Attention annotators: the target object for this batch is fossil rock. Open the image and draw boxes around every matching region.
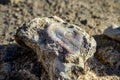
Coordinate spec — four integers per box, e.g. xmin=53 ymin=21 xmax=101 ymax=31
xmin=15 ymin=16 xmax=96 ymax=80
xmin=104 ymin=25 xmax=120 ymax=42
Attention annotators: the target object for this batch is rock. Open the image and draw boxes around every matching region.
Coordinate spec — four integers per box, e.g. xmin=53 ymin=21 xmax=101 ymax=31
xmin=95 ymin=47 xmax=120 ymax=66
xmin=15 ymin=16 xmax=96 ymax=80
xmin=94 ymin=47 xmax=120 ymax=77
xmin=104 ymin=25 xmax=120 ymax=42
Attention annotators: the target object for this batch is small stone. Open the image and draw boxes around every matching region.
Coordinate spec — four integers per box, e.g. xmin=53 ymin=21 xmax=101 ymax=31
xmin=15 ymin=16 xmax=96 ymax=80
xmin=104 ymin=25 xmax=120 ymax=42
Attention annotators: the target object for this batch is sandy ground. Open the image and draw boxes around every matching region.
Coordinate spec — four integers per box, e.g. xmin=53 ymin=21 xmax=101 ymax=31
xmin=0 ymin=0 xmax=120 ymax=80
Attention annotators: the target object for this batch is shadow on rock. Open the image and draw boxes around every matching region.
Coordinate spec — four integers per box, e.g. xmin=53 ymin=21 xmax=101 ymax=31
xmin=0 ymin=44 xmax=31 ymax=62
xmin=0 ymin=43 xmax=44 ymax=80
xmin=86 ymin=34 xmax=120 ymax=77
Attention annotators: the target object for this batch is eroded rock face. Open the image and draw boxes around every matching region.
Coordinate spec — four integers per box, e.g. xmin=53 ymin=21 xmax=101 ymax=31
xmin=15 ymin=16 xmax=96 ymax=80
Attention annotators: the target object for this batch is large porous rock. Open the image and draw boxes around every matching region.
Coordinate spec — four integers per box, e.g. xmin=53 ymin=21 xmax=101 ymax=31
xmin=15 ymin=16 xmax=96 ymax=80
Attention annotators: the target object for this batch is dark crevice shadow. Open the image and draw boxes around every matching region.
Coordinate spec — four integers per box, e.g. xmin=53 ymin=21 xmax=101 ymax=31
xmin=0 ymin=44 xmax=30 ymax=62
xmin=0 ymin=43 xmax=44 ymax=80
xmin=93 ymin=35 xmax=120 ymax=50
xmin=0 ymin=0 xmax=10 ymax=5
xmin=86 ymin=34 xmax=120 ymax=77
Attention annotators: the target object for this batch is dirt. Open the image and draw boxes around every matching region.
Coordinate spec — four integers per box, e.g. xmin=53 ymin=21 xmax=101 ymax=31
xmin=0 ymin=0 xmax=120 ymax=80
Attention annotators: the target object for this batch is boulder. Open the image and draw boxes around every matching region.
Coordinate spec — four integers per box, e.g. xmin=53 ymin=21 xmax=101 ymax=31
xmin=15 ymin=16 xmax=96 ymax=80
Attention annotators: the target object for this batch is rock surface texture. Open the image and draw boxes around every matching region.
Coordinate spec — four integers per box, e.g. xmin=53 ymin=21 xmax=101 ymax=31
xmin=15 ymin=16 xmax=96 ymax=80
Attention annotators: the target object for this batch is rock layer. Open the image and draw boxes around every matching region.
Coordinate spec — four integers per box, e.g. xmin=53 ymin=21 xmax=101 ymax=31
xmin=15 ymin=16 xmax=96 ymax=80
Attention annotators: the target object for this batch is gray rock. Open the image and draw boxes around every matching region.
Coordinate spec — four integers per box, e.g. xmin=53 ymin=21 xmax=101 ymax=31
xmin=104 ymin=25 xmax=120 ymax=42
xmin=15 ymin=16 xmax=96 ymax=80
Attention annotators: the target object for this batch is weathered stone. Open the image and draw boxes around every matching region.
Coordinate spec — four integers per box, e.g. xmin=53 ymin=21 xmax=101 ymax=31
xmin=104 ymin=25 xmax=120 ymax=42
xmin=94 ymin=47 xmax=120 ymax=77
xmin=15 ymin=16 xmax=96 ymax=80
xmin=95 ymin=47 xmax=120 ymax=66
